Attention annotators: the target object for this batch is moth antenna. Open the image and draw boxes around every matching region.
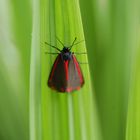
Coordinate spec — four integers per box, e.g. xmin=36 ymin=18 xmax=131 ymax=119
xmin=45 ymin=42 xmax=61 ymax=52
xmin=69 ymin=38 xmax=85 ymax=50
xmin=72 ymin=40 xmax=84 ymax=46
xmin=69 ymin=37 xmax=77 ymax=50
xmin=56 ymin=36 xmax=65 ymax=47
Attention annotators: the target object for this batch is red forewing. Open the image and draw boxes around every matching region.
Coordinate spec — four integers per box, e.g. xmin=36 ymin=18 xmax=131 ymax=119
xmin=48 ymin=54 xmax=84 ymax=92
xmin=48 ymin=54 xmax=67 ymax=91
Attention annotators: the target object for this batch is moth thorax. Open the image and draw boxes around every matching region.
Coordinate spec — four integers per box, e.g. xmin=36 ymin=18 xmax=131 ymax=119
xmin=62 ymin=52 xmax=72 ymax=61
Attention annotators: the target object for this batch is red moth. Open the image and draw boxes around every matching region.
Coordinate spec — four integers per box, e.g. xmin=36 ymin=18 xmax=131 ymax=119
xmin=45 ymin=37 xmax=85 ymax=93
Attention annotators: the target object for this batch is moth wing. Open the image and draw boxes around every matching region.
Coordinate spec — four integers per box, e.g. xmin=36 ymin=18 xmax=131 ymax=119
xmin=67 ymin=55 xmax=84 ymax=91
xmin=48 ymin=54 xmax=66 ymax=92
xmin=48 ymin=54 xmax=84 ymax=93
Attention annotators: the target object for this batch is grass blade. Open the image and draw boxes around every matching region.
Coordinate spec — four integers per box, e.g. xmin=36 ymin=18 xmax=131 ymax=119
xmin=40 ymin=0 xmax=102 ymax=140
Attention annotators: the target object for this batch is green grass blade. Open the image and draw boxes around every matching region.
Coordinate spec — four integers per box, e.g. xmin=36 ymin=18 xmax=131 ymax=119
xmin=79 ymin=0 xmax=139 ymax=140
xmin=29 ymin=0 xmax=41 ymax=140
xmin=0 ymin=0 xmax=31 ymax=140
xmin=40 ymin=0 xmax=102 ymax=140
xmin=126 ymin=30 xmax=140 ymax=140
xmin=125 ymin=1 xmax=140 ymax=139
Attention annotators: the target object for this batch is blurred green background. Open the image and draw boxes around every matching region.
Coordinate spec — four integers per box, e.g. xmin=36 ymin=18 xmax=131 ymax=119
xmin=0 ymin=0 xmax=140 ymax=140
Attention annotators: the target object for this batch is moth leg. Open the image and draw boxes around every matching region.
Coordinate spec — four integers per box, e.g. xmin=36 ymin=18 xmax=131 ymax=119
xmin=74 ymin=52 xmax=87 ymax=55
xmin=45 ymin=52 xmax=59 ymax=55
xmin=78 ymin=62 xmax=88 ymax=64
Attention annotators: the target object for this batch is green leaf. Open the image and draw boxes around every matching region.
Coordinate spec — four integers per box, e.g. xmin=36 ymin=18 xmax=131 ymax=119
xmin=0 ymin=0 xmax=32 ymax=140
xmin=80 ymin=0 xmax=140 ymax=140
xmin=126 ymin=30 xmax=140 ymax=140
xmin=34 ymin=0 xmax=102 ymax=140
xmin=29 ymin=0 xmax=41 ymax=140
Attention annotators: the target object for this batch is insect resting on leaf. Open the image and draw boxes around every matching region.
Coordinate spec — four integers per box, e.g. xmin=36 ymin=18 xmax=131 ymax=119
xmin=45 ymin=37 xmax=86 ymax=93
